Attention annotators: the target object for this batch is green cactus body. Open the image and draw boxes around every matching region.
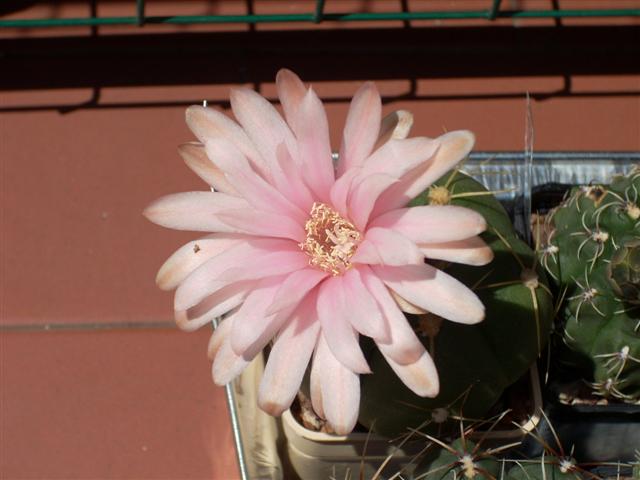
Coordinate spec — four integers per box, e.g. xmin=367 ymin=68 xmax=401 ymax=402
xmin=358 ymin=171 xmax=554 ymax=437
xmin=542 ymin=167 xmax=640 ymax=402
xmin=413 ymin=438 xmax=502 ymax=480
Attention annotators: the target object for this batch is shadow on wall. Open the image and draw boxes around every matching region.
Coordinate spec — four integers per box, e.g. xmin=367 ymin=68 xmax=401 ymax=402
xmin=1 ymin=24 xmax=639 ymax=112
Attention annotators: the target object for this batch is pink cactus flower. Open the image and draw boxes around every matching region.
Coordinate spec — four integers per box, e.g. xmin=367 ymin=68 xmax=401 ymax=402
xmin=144 ymin=69 xmax=492 ymax=434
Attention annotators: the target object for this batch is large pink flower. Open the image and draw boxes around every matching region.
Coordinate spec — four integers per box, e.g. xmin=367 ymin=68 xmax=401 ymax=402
xmin=144 ymin=69 xmax=492 ymax=434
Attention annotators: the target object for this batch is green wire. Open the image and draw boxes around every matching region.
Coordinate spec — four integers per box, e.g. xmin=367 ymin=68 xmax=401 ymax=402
xmin=1 ymin=8 xmax=639 ymax=28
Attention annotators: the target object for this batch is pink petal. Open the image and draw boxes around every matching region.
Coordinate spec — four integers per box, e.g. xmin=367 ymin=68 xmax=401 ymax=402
xmin=375 ymin=110 xmax=414 ymax=148
xmin=221 ymin=250 xmax=310 ymax=290
xmin=210 ymin=316 xmax=251 ymax=385
xmin=329 ymin=168 xmax=360 ymax=219
xmin=230 ymin=87 xmax=299 ymax=177
xmin=361 ymin=137 xmax=440 ymax=180
xmin=266 ymin=269 xmax=328 ymax=315
xmin=348 ymin=173 xmax=398 ymax=231
xmin=258 ymin=292 xmax=321 ymax=416
xmin=205 ymin=139 xmax=307 ymax=223
xmin=293 ymin=88 xmax=335 ymax=203
xmin=211 ymin=340 xmax=250 ymax=386
xmin=175 ymin=281 xmax=253 ymax=332
xmin=389 ymin=290 xmax=426 ymax=315
xmin=143 ymin=192 xmax=248 ymax=232
xmin=273 ymin=144 xmax=315 ymax=213
xmin=342 ymin=268 xmax=389 ymax=342
xmin=419 ymin=236 xmax=494 ymax=266
xmin=174 ymin=309 xmax=213 ymax=333
xmin=229 ymin=275 xmax=293 ymax=357
xmin=369 ymin=205 xmax=487 ymax=244
xmin=373 ymin=130 xmax=475 ymax=214
xmin=185 ymin=105 xmax=268 ymax=178
xmin=216 ymin=208 xmax=305 ymax=241
xmin=156 ymin=234 xmax=246 ymax=291
xmin=316 ymin=277 xmax=371 ymax=374
xmin=178 ymin=142 xmax=238 ymax=195
xmin=276 ymin=68 xmax=307 ymax=127
xmin=337 ymin=82 xmax=381 ymax=176
xmin=174 ymin=239 xmax=301 ymax=311
xmin=315 ymin=334 xmax=360 ymax=435
xmin=351 ymin=228 xmax=424 ymax=266
xmin=382 ymin=350 xmax=439 ymax=397
xmin=360 ymin=267 xmax=424 ymax=365
xmin=310 ymin=345 xmax=325 ymax=419
xmin=207 ymin=317 xmax=231 ymax=360
xmin=373 ymin=264 xmax=485 ymax=325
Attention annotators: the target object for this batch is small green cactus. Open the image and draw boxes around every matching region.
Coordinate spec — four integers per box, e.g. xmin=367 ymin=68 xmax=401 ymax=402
xmin=413 ymin=438 xmax=503 ymax=480
xmin=359 ymin=170 xmax=554 ymax=437
xmin=408 ymin=409 xmax=527 ymax=480
xmin=541 ymin=167 xmax=640 ymax=402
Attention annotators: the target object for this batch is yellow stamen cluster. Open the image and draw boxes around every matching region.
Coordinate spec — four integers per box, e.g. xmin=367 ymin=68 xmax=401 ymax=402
xmin=300 ymin=203 xmax=361 ymax=276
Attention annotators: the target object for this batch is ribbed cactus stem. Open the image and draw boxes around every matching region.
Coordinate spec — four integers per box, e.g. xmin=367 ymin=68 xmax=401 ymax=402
xmin=540 ymin=167 xmax=640 ymax=402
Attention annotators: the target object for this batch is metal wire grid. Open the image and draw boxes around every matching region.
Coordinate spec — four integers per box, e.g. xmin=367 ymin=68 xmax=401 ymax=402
xmin=1 ymin=0 xmax=639 ymax=28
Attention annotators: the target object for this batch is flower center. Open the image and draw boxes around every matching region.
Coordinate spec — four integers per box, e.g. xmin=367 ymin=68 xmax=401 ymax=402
xmin=300 ymin=202 xmax=361 ymax=276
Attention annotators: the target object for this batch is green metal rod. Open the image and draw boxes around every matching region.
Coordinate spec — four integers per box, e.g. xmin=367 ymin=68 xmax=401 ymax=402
xmin=136 ymin=0 xmax=145 ymax=26
xmin=488 ymin=0 xmax=503 ymax=20
xmin=314 ymin=0 xmax=326 ymax=23
xmin=1 ymin=9 xmax=639 ymax=28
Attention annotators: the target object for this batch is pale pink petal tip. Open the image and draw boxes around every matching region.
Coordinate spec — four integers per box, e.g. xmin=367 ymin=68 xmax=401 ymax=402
xmin=385 ymin=351 xmax=440 ymax=397
xmin=375 ymin=264 xmax=485 ymax=325
xmin=174 ymin=309 xmax=210 ymax=333
xmin=143 ymin=191 xmax=247 ymax=232
xmin=338 ymin=81 xmax=382 ymax=174
xmin=211 ymin=343 xmax=249 ymax=386
xmin=276 ymin=68 xmax=307 ymax=125
xmin=371 ymin=205 xmax=487 ymax=245
xmin=419 ymin=236 xmax=494 ymax=266
xmin=178 ymin=142 xmax=238 ymax=195
xmin=156 ymin=235 xmax=244 ymax=291
xmin=376 ymin=110 xmax=414 ymax=147
xmin=389 ymin=289 xmax=426 ymax=315
xmin=315 ymin=335 xmax=360 ymax=435
xmin=208 ymin=318 xmax=251 ymax=385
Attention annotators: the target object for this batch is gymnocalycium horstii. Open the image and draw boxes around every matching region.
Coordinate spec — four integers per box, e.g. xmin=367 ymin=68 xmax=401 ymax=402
xmin=539 ymin=166 xmax=640 ymax=402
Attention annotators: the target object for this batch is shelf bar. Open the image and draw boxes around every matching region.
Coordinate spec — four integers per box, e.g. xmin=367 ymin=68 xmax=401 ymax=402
xmin=1 ymin=9 xmax=639 ymax=28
